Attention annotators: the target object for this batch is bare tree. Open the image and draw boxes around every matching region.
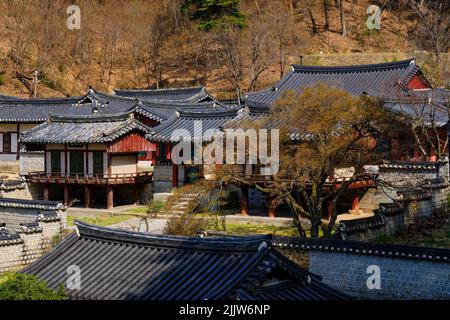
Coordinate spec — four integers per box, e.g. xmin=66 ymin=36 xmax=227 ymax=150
xmin=407 ymin=0 xmax=450 ymax=63
xmin=246 ymin=18 xmax=274 ymax=92
xmin=216 ymin=26 xmax=244 ymax=101
xmin=272 ymin=11 xmax=295 ymax=79
xmin=305 ymin=0 xmax=319 ymax=34
xmin=339 ymin=0 xmax=347 ymax=36
xmin=323 ymin=0 xmax=330 ymax=31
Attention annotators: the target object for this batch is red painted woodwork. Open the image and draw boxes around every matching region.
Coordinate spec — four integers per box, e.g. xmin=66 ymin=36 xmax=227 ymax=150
xmin=407 ymin=74 xmax=429 ymax=90
xmin=268 ymin=197 xmax=278 ymax=218
xmin=166 ymin=143 xmax=171 ymax=160
xmin=107 ymin=132 xmax=154 ymax=153
xmin=172 ymin=164 xmax=178 ymax=187
xmin=352 ymin=194 xmax=359 ymax=210
xmin=133 ymin=113 xmax=160 ymax=127
xmin=240 ymin=186 xmax=249 ymax=216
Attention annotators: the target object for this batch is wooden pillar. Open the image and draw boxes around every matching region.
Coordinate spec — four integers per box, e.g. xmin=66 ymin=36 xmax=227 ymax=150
xmin=327 ymin=200 xmax=333 ymax=220
xmin=43 ymin=185 xmax=49 ymax=201
xmin=240 ymin=186 xmax=249 ymax=216
xmin=85 ymin=185 xmax=92 ymax=208
xmin=107 ymin=186 xmax=113 ymax=209
xmin=134 ymin=185 xmax=141 ymax=204
xmin=352 ymin=194 xmax=359 ymax=210
xmin=63 ymin=185 xmax=70 ymax=205
xmin=172 ymin=164 xmax=178 ymax=188
xmin=268 ymin=196 xmax=278 ymax=218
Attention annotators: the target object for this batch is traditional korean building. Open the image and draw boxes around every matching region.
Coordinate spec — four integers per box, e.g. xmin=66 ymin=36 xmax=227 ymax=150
xmin=0 ymin=86 xmax=221 ymax=163
xmin=20 ymin=112 xmax=154 ymax=209
xmin=21 ymin=221 xmax=349 ymax=300
xmin=145 ymin=109 xmax=240 ymax=192
xmin=245 ymin=58 xmax=450 ymax=162
xmin=0 ymin=89 xmax=136 ymax=162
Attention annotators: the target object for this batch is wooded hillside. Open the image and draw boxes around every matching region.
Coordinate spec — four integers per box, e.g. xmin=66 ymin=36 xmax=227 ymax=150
xmin=0 ymin=0 xmax=448 ymax=98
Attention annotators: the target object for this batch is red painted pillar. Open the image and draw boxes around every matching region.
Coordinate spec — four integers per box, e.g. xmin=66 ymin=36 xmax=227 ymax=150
xmin=240 ymin=186 xmax=249 ymax=216
xmin=166 ymin=143 xmax=171 ymax=160
xmin=63 ymin=185 xmax=70 ymax=205
xmin=43 ymin=185 xmax=49 ymax=201
xmin=134 ymin=185 xmax=141 ymax=204
xmin=430 ymin=147 xmax=437 ymax=162
xmin=172 ymin=164 xmax=178 ymax=188
xmin=268 ymin=196 xmax=278 ymax=218
xmin=352 ymin=194 xmax=359 ymax=210
xmin=327 ymin=200 xmax=333 ymax=220
xmin=413 ymin=145 xmax=420 ymax=161
xmin=85 ymin=185 xmax=92 ymax=208
xmin=107 ymin=186 xmax=114 ymax=209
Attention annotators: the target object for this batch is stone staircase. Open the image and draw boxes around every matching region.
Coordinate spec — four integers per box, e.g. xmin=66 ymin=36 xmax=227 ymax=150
xmin=164 ymin=193 xmax=200 ymax=215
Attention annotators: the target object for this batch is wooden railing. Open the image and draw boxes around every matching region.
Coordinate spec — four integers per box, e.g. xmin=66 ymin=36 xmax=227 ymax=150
xmin=27 ymin=171 xmax=152 ymax=185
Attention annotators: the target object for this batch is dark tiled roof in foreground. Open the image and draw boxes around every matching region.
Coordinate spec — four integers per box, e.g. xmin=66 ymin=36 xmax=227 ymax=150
xmin=272 ymin=237 xmax=450 ymax=263
xmin=245 ymin=58 xmax=423 ymax=107
xmin=114 ymin=86 xmax=213 ymax=103
xmin=22 ymin=222 xmax=349 ymax=300
xmin=0 ymin=197 xmax=64 ymax=211
xmin=21 ymin=113 xmax=152 ymax=144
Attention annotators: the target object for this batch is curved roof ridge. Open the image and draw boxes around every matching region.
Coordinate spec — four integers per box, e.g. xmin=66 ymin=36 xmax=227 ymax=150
xmin=177 ymin=108 xmax=239 ymax=118
xmin=114 ymin=86 xmax=205 ymax=94
xmin=75 ymin=221 xmax=271 ymax=252
xmin=48 ymin=111 xmax=132 ymax=122
xmin=1 ymin=95 xmax=84 ymax=105
xmin=291 ymin=58 xmax=415 ymax=73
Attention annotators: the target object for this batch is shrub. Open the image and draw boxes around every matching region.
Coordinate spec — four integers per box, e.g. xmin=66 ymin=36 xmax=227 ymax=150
xmin=0 ymin=273 xmax=66 ymax=300
xmin=164 ymin=213 xmax=211 ymax=237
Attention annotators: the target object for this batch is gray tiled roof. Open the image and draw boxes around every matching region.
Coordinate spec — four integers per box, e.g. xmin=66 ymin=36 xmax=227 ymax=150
xmin=114 ymin=86 xmax=213 ymax=103
xmin=0 ymin=89 xmax=137 ymax=122
xmin=21 ymin=112 xmax=153 ymax=144
xmin=245 ymin=58 xmax=423 ymax=108
xmin=21 ymin=221 xmax=349 ymax=300
xmin=146 ymin=109 xmax=240 ymax=142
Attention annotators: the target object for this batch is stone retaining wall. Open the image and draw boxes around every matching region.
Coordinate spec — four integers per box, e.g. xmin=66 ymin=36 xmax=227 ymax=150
xmin=0 ymin=220 xmax=63 ymax=272
xmin=272 ymin=237 xmax=450 ymax=300
xmin=309 ymin=250 xmax=450 ymax=299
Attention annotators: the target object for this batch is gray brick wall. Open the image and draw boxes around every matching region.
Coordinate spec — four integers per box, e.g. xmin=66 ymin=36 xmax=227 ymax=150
xmin=0 ymin=219 xmax=63 ymax=272
xmin=342 ymin=185 xmax=449 ymax=241
xmin=309 ymin=251 xmax=450 ymax=299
